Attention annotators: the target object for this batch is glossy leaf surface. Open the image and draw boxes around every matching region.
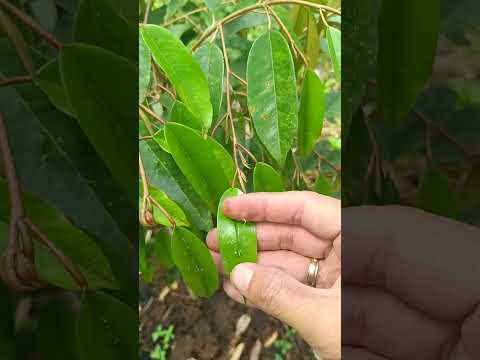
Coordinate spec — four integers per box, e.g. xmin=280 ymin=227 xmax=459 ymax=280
xmin=247 ymin=30 xmax=298 ymax=168
xmin=217 ymin=188 xmax=257 ymax=276
xmin=171 ymin=227 xmax=218 ymax=297
xmin=326 ymin=26 xmax=341 ymax=82
xmin=194 ymin=43 xmax=224 ymax=123
xmin=152 ymin=229 xmax=175 ymax=268
xmin=60 ymin=44 xmax=137 ymax=206
xmin=298 ymin=70 xmax=325 ymax=158
xmin=139 ymin=182 xmax=190 ymax=227
xmin=377 ymin=0 xmax=440 ymax=123
xmin=165 ymin=122 xmax=234 ymax=213
xmin=253 ymin=162 xmax=284 ymax=193
xmin=77 ymin=291 xmax=137 ymax=360
xmin=139 ymin=139 xmax=213 ymax=231
xmin=170 ymin=101 xmax=202 ymax=130
xmin=141 ymin=25 xmax=212 ymax=130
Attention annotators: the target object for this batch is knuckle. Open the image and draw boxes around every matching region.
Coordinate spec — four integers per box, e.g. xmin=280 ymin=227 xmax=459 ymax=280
xmin=254 ymin=269 xmax=287 ymax=316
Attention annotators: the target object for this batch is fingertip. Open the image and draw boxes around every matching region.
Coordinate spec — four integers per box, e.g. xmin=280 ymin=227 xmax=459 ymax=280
xmin=206 ymin=229 xmax=218 ymax=249
xmin=223 ymin=280 xmax=244 ymax=304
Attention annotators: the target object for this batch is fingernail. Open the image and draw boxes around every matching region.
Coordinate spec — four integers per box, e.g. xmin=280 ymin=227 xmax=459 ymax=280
xmin=231 ymin=263 xmax=254 ymax=294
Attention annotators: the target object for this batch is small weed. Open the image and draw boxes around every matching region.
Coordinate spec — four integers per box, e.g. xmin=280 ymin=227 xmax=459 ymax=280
xmin=149 ymin=324 xmax=175 ymax=360
xmin=272 ymin=326 xmax=296 ymax=360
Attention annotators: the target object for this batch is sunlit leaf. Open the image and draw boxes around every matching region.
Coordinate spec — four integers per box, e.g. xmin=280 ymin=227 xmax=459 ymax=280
xmin=194 ymin=43 xmax=224 ymax=124
xmin=298 ymin=70 xmax=325 ymax=158
xmin=139 ymin=33 xmax=151 ymax=104
xmin=141 ymin=25 xmax=212 ymax=130
xmin=326 ymin=26 xmax=341 ymax=81
xmin=253 ymin=162 xmax=284 ymax=192
xmin=171 ymin=227 xmax=218 ymax=297
xmin=247 ymin=31 xmax=298 ymax=168
xmin=165 ymin=122 xmax=234 ymax=213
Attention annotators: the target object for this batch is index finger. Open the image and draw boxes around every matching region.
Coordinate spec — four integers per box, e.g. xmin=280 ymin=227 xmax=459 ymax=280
xmin=343 ymin=206 xmax=480 ymax=321
xmin=222 ymin=191 xmax=341 ymax=240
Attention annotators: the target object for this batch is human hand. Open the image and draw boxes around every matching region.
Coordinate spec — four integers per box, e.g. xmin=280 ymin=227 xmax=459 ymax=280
xmin=207 ymin=191 xmax=341 ymax=359
xmin=342 ymin=206 xmax=480 ymax=360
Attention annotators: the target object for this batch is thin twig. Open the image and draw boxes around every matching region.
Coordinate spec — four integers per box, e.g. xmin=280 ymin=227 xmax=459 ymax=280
xmin=139 ymin=104 xmax=165 ymax=125
xmin=0 ymin=0 xmax=62 ymax=49
xmin=0 ymin=76 xmax=32 ymax=87
xmin=143 ymin=0 xmax=153 ymax=25
xmin=162 ymin=7 xmax=208 ymax=27
xmin=230 ymin=71 xmax=247 ymax=86
xmin=219 ymin=26 xmax=246 ymax=191
xmin=314 ymin=150 xmax=341 ymax=173
xmin=192 ymin=0 xmax=340 ymax=51
xmin=25 ymin=219 xmax=88 ymax=290
xmin=267 ymin=5 xmax=309 ymax=67
xmin=414 ymin=110 xmax=472 ymax=158
xmin=139 ymin=154 xmax=155 ymax=228
xmin=149 ymin=196 xmax=177 ymax=228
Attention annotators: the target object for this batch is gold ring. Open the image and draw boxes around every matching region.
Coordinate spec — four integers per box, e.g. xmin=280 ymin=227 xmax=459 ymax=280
xmin=306 ymin=258 xmax=320 ymax=288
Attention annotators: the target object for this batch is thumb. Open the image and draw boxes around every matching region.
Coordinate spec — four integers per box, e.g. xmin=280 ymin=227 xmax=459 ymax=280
xmin=228 ymin=263 xmax=340 ymax=360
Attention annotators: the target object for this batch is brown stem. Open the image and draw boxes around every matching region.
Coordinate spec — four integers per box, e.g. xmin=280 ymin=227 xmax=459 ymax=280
xmin=0 ymin=0 xmax=62 ymax=49
xmin=139 ymin=104 xmax=165 ymax=125
xmin=192 ymin=0 xmax=340 ymax=51
xmin=0 ymin=76 xmax=32 ymax=87
xmin=314 ymin=150 xmax=341 ymax=174
xmin=143 ymin=0 xmax=152 ymax=25
xmin=25 ymin=219 xmax=88 ymax=290
xmin=219 ymin=26 xmax=246 ymax=192
xmin=0 ymin=114 xmax=24 ymax=230
xmin=149 ymin=196 xmax=177 ymax=228
xmin=266 ymin=5 xmax=309 ymax=68
xmin=162 ymin=7 xmax=208 ymax=27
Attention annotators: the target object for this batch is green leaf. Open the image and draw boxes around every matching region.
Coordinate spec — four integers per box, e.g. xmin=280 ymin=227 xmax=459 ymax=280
xmin=217 ymin=188 xmax=257 ymax=276
xmin=247 ymin=31 xmax=298 ymax=168
xmin=0 ymin=82 xmax=136 ymax=305
xmin=0 ymin=283 xmax=15 ymax=360
xmin=139 ymin=183 xmax=190 ymax=227
xmin=204 ymin=0 xmax=220 ymax=13
xmin=77 ymin=291 xmax=137 ymax=360
xmin=36 ymin=300 xmax=79 ymax=360
xmin=343 ymin=0 xmax=375 ymax=134
xmin=313 ymin=174 xmax=334 ymax=197
xmin=139 ymin=139 xmax=213 ymax=232
xmin=253 ymin=162 xmax=284 ymax=192
xmin=141 ymin=25 xmax=212 ymax=130
xmin=139 ymin=32 xmax=151 ymax=104
xmin=194 ymin=43 xmax=224 ymax=124
xmin=326 ymin=26 xmax=341 ymax=82
xmin=35 ymin=59 xmax=74 ymax=116
xmin=165 ymin=122 xmax=234 ymax=213
xmin=139 ymin=228 xmax=154 ymax=282
xmin=60 ymin=44 xmax=137 ymax=206
xmin=305 ymin=13 xmax=320 ymax=68
xmin=0 ymin=8 xmax=35 ymax=76
xmin=416 ymin=167 xmax=458 ymax=219
xmin=0 ymin=179 xmax=118 ymax=291
xmin=152 ymin=229 xmax=175 ymax=269
xmin=377 ymin=0 xmax=440 ymax=123
xmin=74 ymin=0 xmax=136 ymax=59
xmin=170 ymin=101 xmax=202 ymax=130
xmin=298 ymin=70 xmax=325 ymax=158
xmin=171 ymin=227 xmax=218 ymax=297
xmin=153 ymin=128 xmax=170 ymax=153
